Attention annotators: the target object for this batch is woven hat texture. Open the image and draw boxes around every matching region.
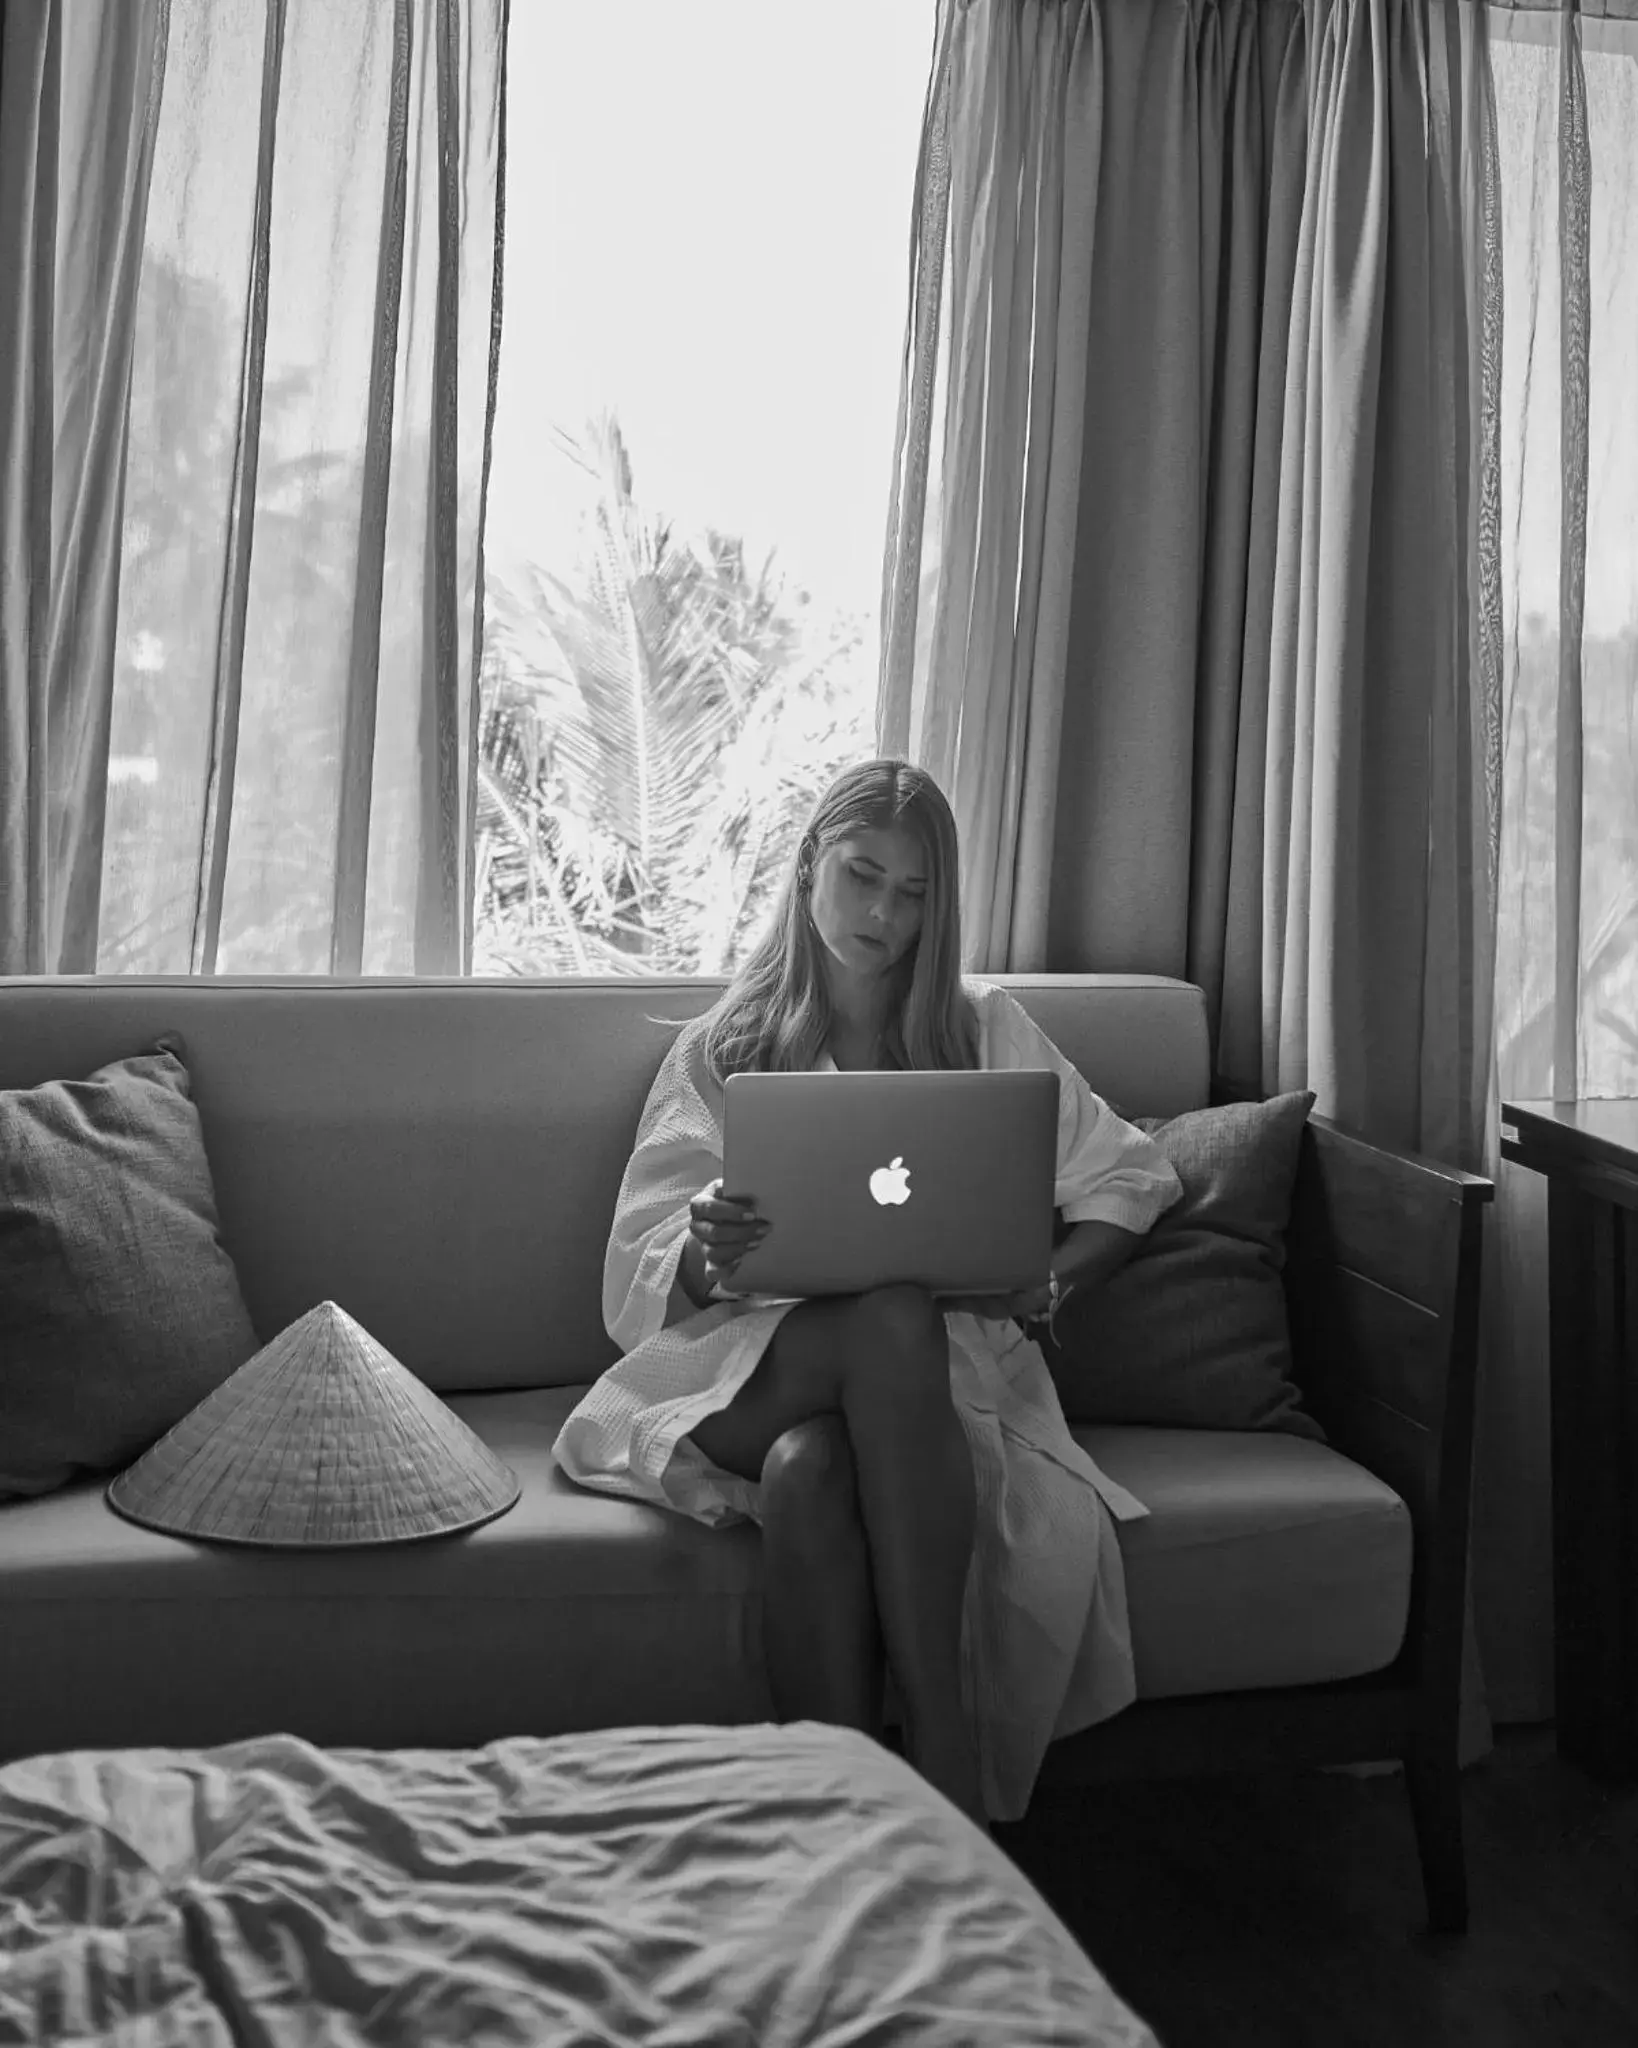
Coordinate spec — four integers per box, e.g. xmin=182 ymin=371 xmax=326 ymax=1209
xmin=106 ymin=1300 xmax=520 ymax=1548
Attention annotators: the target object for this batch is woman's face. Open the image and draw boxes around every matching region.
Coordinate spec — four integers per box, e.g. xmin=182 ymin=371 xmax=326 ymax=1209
xmin=807 ymin=824 xmax=928 ymax=983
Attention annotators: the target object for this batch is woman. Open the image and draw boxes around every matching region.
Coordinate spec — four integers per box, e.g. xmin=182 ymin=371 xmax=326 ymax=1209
xmin=554 ymin=759 xmax=1182 ymax=1829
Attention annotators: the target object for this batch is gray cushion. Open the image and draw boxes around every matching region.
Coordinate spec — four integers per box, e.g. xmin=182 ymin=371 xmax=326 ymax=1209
xmin=1075 ymin=1423 xmax=1409 ymax=1694
xmin=0 ymin=1038 xmax=261 ymax=1502
xmin=1044 ymin=1090 xmax=1323 ymax=1439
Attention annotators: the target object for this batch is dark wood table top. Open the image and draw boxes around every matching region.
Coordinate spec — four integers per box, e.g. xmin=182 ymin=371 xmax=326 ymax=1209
xmin=1502 ymin=1098 xmax=1638 ymax=1199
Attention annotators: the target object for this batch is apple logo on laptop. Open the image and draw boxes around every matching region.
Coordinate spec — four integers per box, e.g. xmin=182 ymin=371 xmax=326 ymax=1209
xmin=869 ymin=1156 xmax=911 ymax=1206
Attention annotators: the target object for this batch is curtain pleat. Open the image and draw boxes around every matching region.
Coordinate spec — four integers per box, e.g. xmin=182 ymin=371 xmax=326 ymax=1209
xmin=463 ymin=0 xmax=509 ymax=978
xmin=1219 ymin=12 xmax=1311 ymax=1086
xmin=1553 ymin=0 xmax=1589 ymax=1096
xmin=0 ymin=1 xmax=59 ymax=976
xmin=332 ymin=0 xmax=412 ymax=977
xmin=1471 ymin=15 xmax=1504 ymax=919
xmin=952 ymin=24 xmax=1036 ymax=938
xmin=1419 ymin=2 xmax=1470 ymax=1168
xmin=1055 ymin=0 xmax=1224 ymax=979
xmin=878 ymin=4 xmax=956 ymax=748
xmin=192 ymin=0 xmax=282 ymax=976
xmin=918 ymin=2 xmax=1004 ymax=789
xmin=990 ymin=49 xmax=1064 ymax=949
xmin=1425 ymin=0 xmax=1505 ymax=1177
xmin=416 ymin=0 xmax=463 ymax=975
xmin=1195 ymin=0 xmax=1285 ymax=1056
xmin=1268 ymin=0 xmax=1398 ymax=1127
xmin=1006 ymin=15 xmax=1101 ymax=965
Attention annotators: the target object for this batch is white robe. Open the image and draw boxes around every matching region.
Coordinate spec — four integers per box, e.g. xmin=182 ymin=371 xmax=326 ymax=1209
xmin=553 ymin=979 xmax=1184 ymax=1822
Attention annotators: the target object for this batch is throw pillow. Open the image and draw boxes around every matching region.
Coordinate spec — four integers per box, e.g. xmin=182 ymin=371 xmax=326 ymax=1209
xmin=1043 ymin=1089 xmax=1324 ymax=1440
xmin=0 ymin=1037 xmax=262 ymax=1502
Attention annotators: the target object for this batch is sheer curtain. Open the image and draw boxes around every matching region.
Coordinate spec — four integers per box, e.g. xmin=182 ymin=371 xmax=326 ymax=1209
xmin=0 ymin=0 xmax=169 ymax=973
xmin=1472 ymin=0 xmax=1638 ymax=1721
xmin=0 ymin=0 xmax=506 ymax=978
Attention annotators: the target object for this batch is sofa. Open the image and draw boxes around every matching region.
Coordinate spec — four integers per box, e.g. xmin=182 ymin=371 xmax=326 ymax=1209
xmin=0 ymin=972 xmax=1492 ymax=1932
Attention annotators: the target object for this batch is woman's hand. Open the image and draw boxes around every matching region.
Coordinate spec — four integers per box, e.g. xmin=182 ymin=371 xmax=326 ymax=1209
xmin=944 ymin=1282 xmax=1054 ymax=1325
xmin=686 ymin=1180 xmax=770 ymax=1295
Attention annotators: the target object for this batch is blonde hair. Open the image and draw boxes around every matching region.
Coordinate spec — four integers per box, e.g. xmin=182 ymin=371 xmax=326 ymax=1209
xmin=694 ymin=757 xmax=980 ymax=1082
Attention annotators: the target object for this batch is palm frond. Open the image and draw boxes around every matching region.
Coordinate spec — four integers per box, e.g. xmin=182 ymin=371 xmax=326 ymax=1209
xmin=476 ymin=409 xmax=875 ymax=975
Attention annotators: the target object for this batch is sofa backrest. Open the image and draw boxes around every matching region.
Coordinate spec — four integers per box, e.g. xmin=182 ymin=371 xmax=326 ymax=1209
xmin=0 ymin=974 xmax=1209 ymax=1391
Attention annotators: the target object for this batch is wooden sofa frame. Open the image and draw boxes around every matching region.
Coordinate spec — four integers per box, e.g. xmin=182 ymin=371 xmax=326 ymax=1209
xmin=1034 ymin=1095 xmax=1495 ymax=1937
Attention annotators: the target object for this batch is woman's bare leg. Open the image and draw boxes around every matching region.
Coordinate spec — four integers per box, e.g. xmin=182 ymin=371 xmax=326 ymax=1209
xmin=758 ymin=1417 xmax=883 ymax=1735
xmin=686 ymin=1286 xmax=984 ymax=1823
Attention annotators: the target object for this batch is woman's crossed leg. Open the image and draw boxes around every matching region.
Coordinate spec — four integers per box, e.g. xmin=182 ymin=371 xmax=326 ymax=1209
xmin=685 ymin=1284 xmax=983 ymax=1825
xmin=756 ymin=1414 xmax=884 ymax=1741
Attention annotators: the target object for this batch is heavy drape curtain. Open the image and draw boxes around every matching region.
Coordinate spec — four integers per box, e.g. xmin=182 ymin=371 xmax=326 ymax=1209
xmin=882 ymin=0 xmax=1499 ymax=1171
xmin=882 ymin=0 xmax=1510 ymax=1736
xmin=878 ymin=0 xmax=1103 ymax=973
xmin=0 ymin=0 xmax=506 ymax=978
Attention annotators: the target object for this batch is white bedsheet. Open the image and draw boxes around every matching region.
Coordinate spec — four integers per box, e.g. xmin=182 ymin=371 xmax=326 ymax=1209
xmin=0 ymin=1720 xmax=1160 ymax=2046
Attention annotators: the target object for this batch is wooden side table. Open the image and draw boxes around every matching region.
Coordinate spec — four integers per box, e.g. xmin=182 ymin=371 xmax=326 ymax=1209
xmin=1500 ymin=1099 xmax=1638 ymax=1781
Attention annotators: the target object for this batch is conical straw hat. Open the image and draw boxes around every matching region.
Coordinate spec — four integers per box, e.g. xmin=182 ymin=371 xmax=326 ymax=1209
xmin=106 ymin=1301 xmax=521 ymax=1548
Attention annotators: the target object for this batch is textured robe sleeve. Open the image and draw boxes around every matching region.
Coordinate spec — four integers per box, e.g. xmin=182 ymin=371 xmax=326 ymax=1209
xmin=986 ymin=987 xmax=1183 ymax=1235
xmin=602 ymin=1025 xmax=728 ymax=1356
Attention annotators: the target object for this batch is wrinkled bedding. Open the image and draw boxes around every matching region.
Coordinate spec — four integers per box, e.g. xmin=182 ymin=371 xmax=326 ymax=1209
xmin=0 ymin=1720 xmax=1159 ymax=2047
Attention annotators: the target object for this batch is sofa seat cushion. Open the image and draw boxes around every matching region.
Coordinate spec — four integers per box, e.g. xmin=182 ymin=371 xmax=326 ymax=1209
xmin=0 ymin=1387 xmax=1412 ymax=1765
xmin=1074 ymin=1424 xmax=1413 ymax=1697
xmin=0 ymin=1387 xmax=774 ymax=1764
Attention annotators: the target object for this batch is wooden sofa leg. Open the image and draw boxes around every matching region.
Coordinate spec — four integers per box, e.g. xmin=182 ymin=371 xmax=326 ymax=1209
xmin=1404 ymin=1746 xmax=1469 ymax=1935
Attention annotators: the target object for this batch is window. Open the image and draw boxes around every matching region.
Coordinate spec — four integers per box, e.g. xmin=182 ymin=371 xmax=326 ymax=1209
xmin=474 ymin=1 xmax=933 ymax=975
xmin=94 ymin=1 xmax=929 ymax=978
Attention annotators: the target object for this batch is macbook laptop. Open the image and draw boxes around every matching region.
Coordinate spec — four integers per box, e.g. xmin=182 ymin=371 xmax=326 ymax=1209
xmin=718 ymin=1068 xmax=1059 ymax=1299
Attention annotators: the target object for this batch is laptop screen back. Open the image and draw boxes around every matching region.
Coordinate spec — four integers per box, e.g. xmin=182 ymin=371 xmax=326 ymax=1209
xmin=720 ymin=1069 xmax=1058 ymax=1299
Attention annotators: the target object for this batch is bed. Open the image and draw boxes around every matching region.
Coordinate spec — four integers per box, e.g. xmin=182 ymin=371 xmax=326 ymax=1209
xmin=0 ymin=1720 xmax=1160 ymax=2046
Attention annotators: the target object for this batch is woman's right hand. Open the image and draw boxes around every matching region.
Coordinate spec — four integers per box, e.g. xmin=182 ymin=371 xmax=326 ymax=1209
xmin=687 ymin=1180 xmax=769 ymax=1294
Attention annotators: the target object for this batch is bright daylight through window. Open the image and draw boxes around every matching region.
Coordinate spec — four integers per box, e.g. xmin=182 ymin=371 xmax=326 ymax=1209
xmin=475 ymin=1 xmax=933 ymax=976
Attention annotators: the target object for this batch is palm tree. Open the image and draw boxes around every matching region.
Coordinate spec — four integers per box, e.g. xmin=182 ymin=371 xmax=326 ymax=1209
xmin=475 ymin=413 xmax=873 ymax=975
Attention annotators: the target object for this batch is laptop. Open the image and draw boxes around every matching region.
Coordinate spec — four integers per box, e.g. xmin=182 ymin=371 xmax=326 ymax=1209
xmin=718 ymin=1068 xmax=1059 ymax=1299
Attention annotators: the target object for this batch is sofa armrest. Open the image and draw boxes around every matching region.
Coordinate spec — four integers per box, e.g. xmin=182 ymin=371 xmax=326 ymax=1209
xmin=1279 ymin=1111 xmax=1493 ymax=1711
